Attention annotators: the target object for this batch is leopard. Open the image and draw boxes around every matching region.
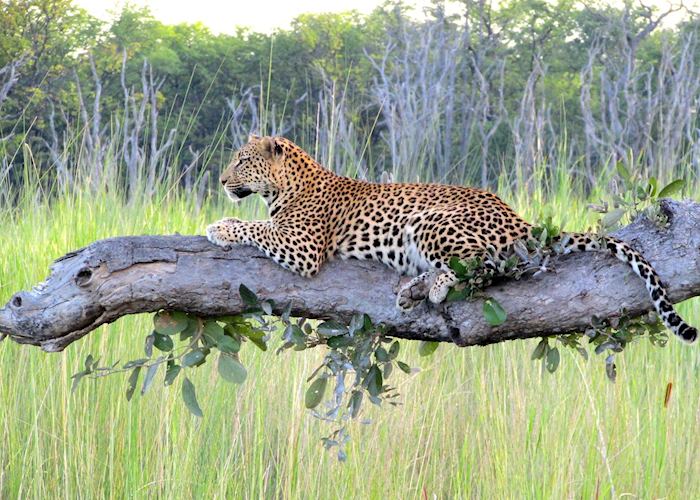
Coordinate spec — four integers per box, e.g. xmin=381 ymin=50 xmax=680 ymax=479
xmin=206 ymin=134 xmax=697 ymax=344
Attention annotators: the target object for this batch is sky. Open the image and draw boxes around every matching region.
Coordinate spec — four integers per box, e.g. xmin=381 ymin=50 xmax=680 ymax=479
xmin=72 ymin=0 xmax=436 ymax=34
xmin=72 ymin=0 xmax=696 ymax=34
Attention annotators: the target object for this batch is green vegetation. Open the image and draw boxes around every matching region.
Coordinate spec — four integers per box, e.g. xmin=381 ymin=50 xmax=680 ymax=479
xmin=1 ymin=170 xmax=699 ymax=497
xmin=2 ymin=0 xmax=700 ymax=497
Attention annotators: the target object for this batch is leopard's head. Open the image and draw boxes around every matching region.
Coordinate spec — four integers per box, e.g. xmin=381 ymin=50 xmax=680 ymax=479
xmin=219 ymin=135 xmax=287 ymax=203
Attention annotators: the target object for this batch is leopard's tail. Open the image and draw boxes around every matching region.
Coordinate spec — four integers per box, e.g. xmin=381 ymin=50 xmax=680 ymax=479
xmin=554 ymin=232 xmax=697 ymax=344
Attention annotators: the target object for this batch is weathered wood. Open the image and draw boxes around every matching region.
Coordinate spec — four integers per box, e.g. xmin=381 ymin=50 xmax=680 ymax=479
xmin=1 ymin=199 xmax=699 ymax=353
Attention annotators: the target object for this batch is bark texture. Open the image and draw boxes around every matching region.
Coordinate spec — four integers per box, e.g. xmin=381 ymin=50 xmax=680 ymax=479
xmin=1 ymin=199 xmax=699 ymax=353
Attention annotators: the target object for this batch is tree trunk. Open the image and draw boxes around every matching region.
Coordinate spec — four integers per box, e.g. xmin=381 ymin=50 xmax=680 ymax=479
xmin=1 ymin=199 xmax=699 ymax=353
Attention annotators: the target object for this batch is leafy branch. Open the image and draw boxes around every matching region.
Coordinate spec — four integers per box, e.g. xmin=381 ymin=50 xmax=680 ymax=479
xmin=445 ymin=198 xmax=676 ymax=382
xmin=72 ymin=289 xmax=273 ymax=413
xmin=71 ymin=284 xmax=422 ymax=461
xmin=590 ymin=162 xmax=687 ymax=231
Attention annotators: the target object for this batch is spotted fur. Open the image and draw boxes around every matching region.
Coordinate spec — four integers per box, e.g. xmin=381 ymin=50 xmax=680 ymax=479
xmin=207 ymin=135 xmax=697 ymax=344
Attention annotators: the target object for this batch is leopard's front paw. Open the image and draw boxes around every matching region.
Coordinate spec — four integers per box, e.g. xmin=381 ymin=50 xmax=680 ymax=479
xmin=396 ymin=280 xmax=428 ymax=312
xmin=396 ymin=288 xmax=423 ymax=311
xmin=206 ymin=218 xmax=242 ymax=248
xmin=395 ymin=272 xmax=437 ymax=312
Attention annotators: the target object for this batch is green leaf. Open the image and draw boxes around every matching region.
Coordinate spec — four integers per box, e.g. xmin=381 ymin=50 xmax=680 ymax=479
xmin=327 ymin=335 xmax=354 ymax=349
xmin=141 ymin=363 xmax=159 ymax=395
xmin=348 ymin=390 xmax=363 ymax=419
xmin=602 ymin=208 xmax=626 ymax=229
xmin=153 ymin=311 xmax=189 ymax=336
xmin=636 ymin=184 xmax=648 ymax=201
xmin=531 ymin=338 xmax=548 ymax=360
xmin=281 ymin=301 xmax=293 ymax=322
xmin=288 ymin=324 xmax=306 ymax=347
xmin=317 ymin=321 xmax=348 ymax=337
xmin=126 ymin=366 xmax=141 ymax=401
xmin=72 ymin=355 xmax=97 ymax=393
xmin=397 ymin=361 xmax=411 ymax=374
xmin=215 ymin=315 xmax=240 ymax=324
xmin=577 ymin=347 xmax=589 ymax=361
xmin=545 ymin=347 xmax=560 ymax=373
xmin=203 ymin=320 xmax=225 ymax=344
xmin=239 ymin=284 xmax=258 ymax=306
xmin=362 ymin=314 xmax=373 ymax=332
xmin=153 ymin=332 xmax=174 ymax=352
xmin=445 ymin=286 xmax=470 ymax=302
xmin=657 ymin=179 xmax=685 ymax=199
xmin=182 ymin=349 xmax=206 ymax=367
xmin=84 ymin=354 xmax=95 ymax=371
xmin=164 ymin=364 xmax=181 ymax=386
xmin=418 ymin=341 xmax=439 ymax=357
xmin=605 ymin=354 xmax=617 ymax=382
xmin=261 ymin=301 xmax=273 ymax=315
xmin=71 ymin=370 xmax=89 ymax=393
xmin=217 ymin=335 xmax=241 ymax=354
xmin=305 ymin=377 xmax=328 ymax=409
xmin=238 ymin=326 xmax=267 ymax=351
xmin=180 ymin=318 xmax=199 ymax=341
xmin=365 ymin=365 xmax=383 ymax=398
xmin=123 ymin=358 xmax=148 ymax=369
xmin=375 ymin=346 xmax=389 ymax=362
xmin=218 ymin=354 xmax=247 ymax=384
xmin=483 ymin=299 xmax=507 ymax=326
xmin=647 ymin=177 xmax=657 ymax=197
xmin=181 ymin=377 xmax=203 ymax=417
xmin=448 ymin=256 xmax=467 ymax=278
xmin=144 ymin=335 xmax=154 ymax=358
xmin=616 ymin=161 xmax=632 ymax=183
xmin=388 ymin=341 xmax=400 ymax=360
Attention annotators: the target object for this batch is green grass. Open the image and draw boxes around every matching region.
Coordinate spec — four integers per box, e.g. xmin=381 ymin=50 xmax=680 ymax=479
xmin=1 ymin=183 xmax=699 ymax=499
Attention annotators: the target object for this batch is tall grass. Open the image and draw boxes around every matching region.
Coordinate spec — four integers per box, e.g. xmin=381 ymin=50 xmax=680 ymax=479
xmin=1 ymin=165 xmax=699 ymax=498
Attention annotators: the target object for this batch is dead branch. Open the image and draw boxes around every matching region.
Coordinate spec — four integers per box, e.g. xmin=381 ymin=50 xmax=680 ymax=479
xmin=1 ymin=199 xmax=699 ymax=353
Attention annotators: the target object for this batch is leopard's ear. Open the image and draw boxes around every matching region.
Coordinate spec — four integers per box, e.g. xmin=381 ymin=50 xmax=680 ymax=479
xmin=258 ymin=136 xmax=284 ymax=162
xmin=248 ymin=133 xmax=261 ymax=143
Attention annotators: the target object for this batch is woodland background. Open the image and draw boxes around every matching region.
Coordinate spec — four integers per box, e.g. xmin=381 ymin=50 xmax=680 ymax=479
xmin=2 ymin=0 xmax=699 ymax=203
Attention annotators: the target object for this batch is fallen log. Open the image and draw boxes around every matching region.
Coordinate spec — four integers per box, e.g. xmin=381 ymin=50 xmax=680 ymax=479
xmin=1 ymin=199 xmax=699 ymax=353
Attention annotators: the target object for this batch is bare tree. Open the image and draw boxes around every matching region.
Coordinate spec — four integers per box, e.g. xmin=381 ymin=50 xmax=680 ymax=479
xmin=512 ymin=56 xmax=548 ymax=188
xmin=0 ymin=57 xmax=26 ymax=108
xmin=366 ymin=5 xmax=470 ymax=182
xmin=226 ymin=87 xmax=260 ymax=146
xmin=579 ymin=2 xmax=697 ymax=178
xmin=0 ymin=57 xmax=28 ymax=200
xmin=71 ymin=54 xmax=107 ymax=191
xmin=116 ymin=55 xmax=178 ymax=199
xmin=312 ymin=77 xmax=367 ymax=177
xmin=42 ymin=102 xmax=72 ymax=189
xmin=144 ymin=63 xmax=177 ymax=196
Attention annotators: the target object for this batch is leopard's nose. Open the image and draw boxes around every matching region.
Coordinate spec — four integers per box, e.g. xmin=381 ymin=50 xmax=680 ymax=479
xmin=219 ymin=175 xmax=227 ymax=186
